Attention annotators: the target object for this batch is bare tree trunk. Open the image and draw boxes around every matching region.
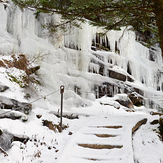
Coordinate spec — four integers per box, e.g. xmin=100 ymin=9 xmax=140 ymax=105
xmin=154 ymin=0 xmax=163 ymax=58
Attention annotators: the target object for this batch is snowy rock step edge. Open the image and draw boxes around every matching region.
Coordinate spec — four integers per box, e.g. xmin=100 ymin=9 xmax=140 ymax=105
xmin=132 ymin=118 xmax=147 ymax=134
xmin=0 ymin=109 xmax=27 ymax=121
xmin=0 ymin=130 xmax=29 ymax=156
xmin=99 ymin=93 xmax=143 ymax=110
xmin=0 ymin=84 xmax=9 ymax=92
xmin=0 ymin=96 xmax=32 ymax=114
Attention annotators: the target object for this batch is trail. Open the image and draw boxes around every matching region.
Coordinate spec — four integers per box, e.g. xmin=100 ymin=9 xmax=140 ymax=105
xmin=56 ymin=114 xmax=146 ymax=163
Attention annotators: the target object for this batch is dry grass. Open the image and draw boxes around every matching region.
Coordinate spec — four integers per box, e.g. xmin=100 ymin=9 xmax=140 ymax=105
xmin=0 ymin=54 xmax=39 ymax=75
xmin=0 ymin=54 xmax=40 ymax=88
xmin=0 ymin=60 xmax=5 ymax=67
xmin=1 ymin=54 xmax=29 ymax=71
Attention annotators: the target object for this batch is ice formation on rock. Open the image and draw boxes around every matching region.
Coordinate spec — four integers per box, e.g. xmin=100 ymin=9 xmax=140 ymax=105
xmin=0 ymin=1 xmax=163 ymax=109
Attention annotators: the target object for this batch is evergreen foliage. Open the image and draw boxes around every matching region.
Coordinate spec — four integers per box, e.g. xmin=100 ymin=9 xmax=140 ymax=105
xmin=11 ymin=0 xmax=163 ymax=56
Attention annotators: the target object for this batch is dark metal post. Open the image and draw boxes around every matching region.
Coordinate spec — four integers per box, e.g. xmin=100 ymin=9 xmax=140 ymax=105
xmin=60 ymin=85 xmax=64 ymax=132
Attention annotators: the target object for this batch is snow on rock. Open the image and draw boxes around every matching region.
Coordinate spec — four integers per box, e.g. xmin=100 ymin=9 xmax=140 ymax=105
xmin=133 ymin=116 xmax=163 ymax=163
xmin=0 ymin=130 xmax=13 ymax=151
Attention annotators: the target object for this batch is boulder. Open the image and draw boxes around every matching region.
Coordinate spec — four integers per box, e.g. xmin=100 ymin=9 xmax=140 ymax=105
xmin=0 ymin=96 xmax=32 ymax=114
xmin=128 ymin=92 xmax=144 ymax=106
xmin=150 ymin=119 xmax=159 ymax=125
xmin=0 ymin=85 xmax=9 ymax=92
xmin=0 ymin=130 xmax=29 ymax=154
xmin=114 ymin=94 xmax=134 ymax=109
xmin=0 ymin=131 xmax=13 ymax=151
xmin=100 ymin=101 xmax=120 ymax=109
xmin=116 ymin=98 xmax=134 ymax=109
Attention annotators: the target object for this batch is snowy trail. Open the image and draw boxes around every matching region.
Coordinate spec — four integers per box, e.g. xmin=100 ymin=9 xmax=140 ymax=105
xmin=56 ymin=114 xmax=146 ymax=163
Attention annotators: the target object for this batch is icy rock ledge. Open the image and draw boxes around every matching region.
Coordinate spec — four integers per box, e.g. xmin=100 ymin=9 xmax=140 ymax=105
xmin=0 ymin=130 xmax=29 ymax=154
xmin=0 ymin=96 xmax=32 ymax=114
xmin=0 ymin=84 xmax=9 ymax=92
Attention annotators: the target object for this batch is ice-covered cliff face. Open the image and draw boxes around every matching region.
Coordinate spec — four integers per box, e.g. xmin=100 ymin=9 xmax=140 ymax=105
xmin=0 ymin=1 xmax=163 ymax=109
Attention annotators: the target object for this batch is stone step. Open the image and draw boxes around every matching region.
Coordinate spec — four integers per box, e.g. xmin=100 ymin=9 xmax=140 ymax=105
xmin=78 ymin=143 xmax=123 ymax=149
xmin=56 ymin=115 xmax=147 ymax=163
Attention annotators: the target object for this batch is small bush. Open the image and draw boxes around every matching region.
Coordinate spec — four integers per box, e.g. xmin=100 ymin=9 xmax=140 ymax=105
xmin=42 ymin=120 xmax=69 ymax=133
xmin=7 ymin=72 xmax=28 ymax=88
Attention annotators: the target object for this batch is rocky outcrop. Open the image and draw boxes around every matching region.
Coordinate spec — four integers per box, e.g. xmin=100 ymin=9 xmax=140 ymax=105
xmin=98 ymin=81 xmax=142 ymax=98
xmin=128 ymin=92 xmax=144 ymax=106
xmin=0 ymin=96 xmax=32 ymax=114
xmin=114 ymin=94 xmax=134 ymax=109
xmin=88 ymin=31 xmax=163 ymax=110
xmin=116 ymin=98 xmax=134 ymax=109
xmin=0 ymin=111 xmax=23 ymax=120
xmin=108 ymin=70 xmax=126 ymax=82
xmin=0 ymin=130 xmax=13 ymax=153
xmin=108 ymin=69 xmax=135 ymax=83
xmin=0 ymin=84 xmax=30 ymax=154
xmin=0 ymin=130 xmax=29 ymax=155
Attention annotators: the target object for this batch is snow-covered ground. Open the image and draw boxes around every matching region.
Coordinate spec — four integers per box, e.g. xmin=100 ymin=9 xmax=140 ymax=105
xmin=0 ymin=88 xmax=163 ymax=163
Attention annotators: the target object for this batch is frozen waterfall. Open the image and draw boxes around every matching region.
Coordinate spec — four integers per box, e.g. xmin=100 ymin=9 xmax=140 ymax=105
xmin=0 ymin=0 xmax=163 ymax=109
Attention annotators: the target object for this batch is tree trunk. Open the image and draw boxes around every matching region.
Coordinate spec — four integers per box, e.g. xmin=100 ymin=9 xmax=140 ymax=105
xmin=154 ymin=0 xmax=163 ymax=58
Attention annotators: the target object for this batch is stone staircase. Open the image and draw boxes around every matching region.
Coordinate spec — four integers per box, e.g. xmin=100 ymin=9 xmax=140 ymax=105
xmin=57 ymin=115 xmax=146 ymax=163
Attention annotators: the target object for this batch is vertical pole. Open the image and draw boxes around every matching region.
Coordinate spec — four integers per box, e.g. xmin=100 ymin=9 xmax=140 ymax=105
xmin=60 ymin=85 xmax=64 ymax=132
